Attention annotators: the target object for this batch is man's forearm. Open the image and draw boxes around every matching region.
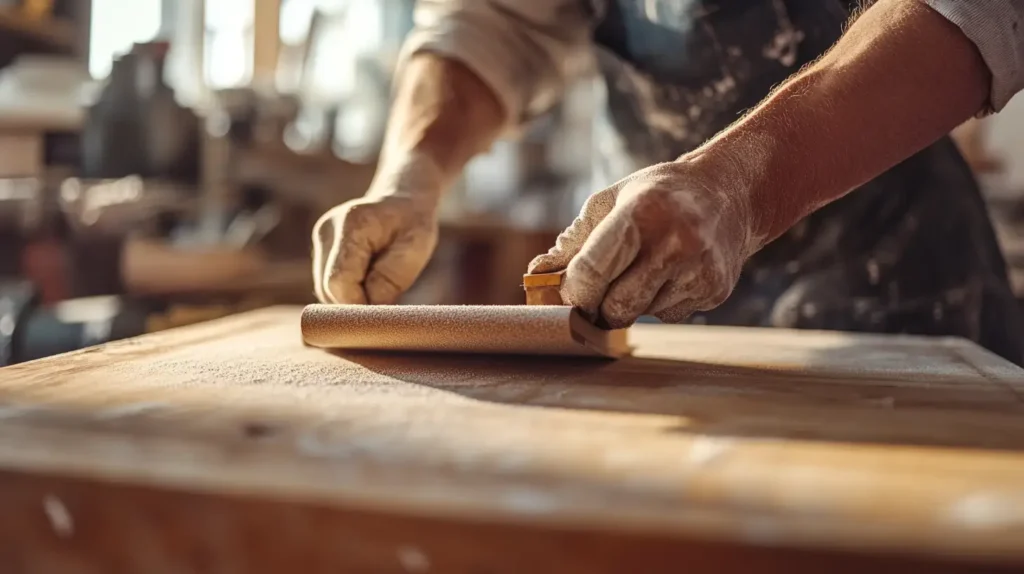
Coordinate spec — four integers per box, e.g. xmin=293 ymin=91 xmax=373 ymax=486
xmin=685 ymin=0 xmax=991 ymax=246
xmin=377 ymin=54 xmax=507 ymax=190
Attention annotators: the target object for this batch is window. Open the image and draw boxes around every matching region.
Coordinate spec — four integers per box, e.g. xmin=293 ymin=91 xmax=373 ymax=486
xmin=204 ymin=0 xmax=254 ymax=89
xmin=88 ymin=0 xmax=162 ymax=78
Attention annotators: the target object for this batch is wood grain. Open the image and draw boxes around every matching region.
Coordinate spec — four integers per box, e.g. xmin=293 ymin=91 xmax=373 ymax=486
xmin=1 ymin=306 xmax=1024 ymax=572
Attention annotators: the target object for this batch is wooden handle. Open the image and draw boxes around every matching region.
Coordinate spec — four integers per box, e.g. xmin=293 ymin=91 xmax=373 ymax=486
xmin=523 ymin=270 xmax=565 ymax=305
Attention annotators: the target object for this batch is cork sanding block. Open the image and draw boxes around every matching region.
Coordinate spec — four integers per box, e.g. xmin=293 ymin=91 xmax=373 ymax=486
xmin=301 ymin=305 xmax=630 ymax=358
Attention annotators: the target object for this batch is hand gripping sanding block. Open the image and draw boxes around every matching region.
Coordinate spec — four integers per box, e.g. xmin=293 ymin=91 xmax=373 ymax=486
xmin=300 ymin=270 xmax=630 ymax=358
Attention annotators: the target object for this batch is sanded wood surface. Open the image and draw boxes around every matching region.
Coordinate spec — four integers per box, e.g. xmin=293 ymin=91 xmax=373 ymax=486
xmin=2 ymin=306 xmax=1024 ymax=572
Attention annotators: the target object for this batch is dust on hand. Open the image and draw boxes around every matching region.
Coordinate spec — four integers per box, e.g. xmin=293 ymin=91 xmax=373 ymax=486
xmin=529 ymin=161 xmax=764 ymax=329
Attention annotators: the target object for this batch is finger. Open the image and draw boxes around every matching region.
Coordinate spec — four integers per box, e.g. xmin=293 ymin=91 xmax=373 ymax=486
xmin=653 ymin=295 xmax=697 ymax=324
xmin=599 ymin=254 xmax=674 ymax=329
xmin=311 ymin=214 xmax=332 ymax=303
xmin=322 ymin=209 xmax=381 ymax=304
xmin=560 ymin=205 xmax=642 ymax=319
xmin=649 ymin=252 xmax=734 ymax=323
xmin=363 ymin=229 xmax=437 ymax=305
xmin=324 ymin=237 xmax=371 ymax=304
xmin=647 ymin=268 xmax=699 ymax=317
xmin=314 ymin=215 xmax=367 ymax=304
xmin=528 ymin=187 xmax=618 ymax=274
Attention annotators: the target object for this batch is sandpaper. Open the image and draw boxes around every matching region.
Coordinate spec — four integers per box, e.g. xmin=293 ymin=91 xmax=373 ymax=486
xmin=300 ymin=304 xmax=630 ymax=358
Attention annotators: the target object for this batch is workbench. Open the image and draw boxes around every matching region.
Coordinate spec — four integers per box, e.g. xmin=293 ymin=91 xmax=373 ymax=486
xmin=2 ymin=306 xmax=1024 ymax=573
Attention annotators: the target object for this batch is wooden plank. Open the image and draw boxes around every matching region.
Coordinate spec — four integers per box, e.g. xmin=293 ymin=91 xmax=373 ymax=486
xmin=1 ymin=306 xmax=1024 ymax=571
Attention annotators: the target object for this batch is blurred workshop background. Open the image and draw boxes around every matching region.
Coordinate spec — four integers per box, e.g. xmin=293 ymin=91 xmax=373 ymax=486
xmin=1 ymin=0 xmax=1023 ymax=365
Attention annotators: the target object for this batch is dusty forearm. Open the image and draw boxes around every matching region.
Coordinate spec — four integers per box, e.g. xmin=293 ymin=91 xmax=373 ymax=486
xmin=376 ymin=53 xmax=507 ymax=191
xmin=685 ymin=0 xmax=991 ymax=246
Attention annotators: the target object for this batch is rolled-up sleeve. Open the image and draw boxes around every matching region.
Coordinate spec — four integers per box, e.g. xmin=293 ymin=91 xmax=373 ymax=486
xmin=922 ymin=0 xmax=1024 ymax=112
xmin=399 ymin=0 xmax=597 ymax=129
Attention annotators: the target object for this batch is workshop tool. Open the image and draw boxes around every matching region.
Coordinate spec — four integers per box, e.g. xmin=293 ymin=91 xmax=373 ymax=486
xmin=3 ymin=306 xmax=1024 ymax=572
xmin=301 ymin=270 xmax=630 ymax=358
xmin=80 ymin=42 xmax=200 ymax=185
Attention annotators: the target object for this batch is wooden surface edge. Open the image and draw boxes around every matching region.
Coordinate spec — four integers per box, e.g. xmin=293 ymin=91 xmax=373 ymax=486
xmin=4 ymin=466 xmax=1006 ymax=574
xmin=0 ymin=414 xmax=1022 ymax=567
xmin=938 ymin=337 xmax=1024 ymax=398
xmin=0 ymin=421 xmax=1019 ymax=568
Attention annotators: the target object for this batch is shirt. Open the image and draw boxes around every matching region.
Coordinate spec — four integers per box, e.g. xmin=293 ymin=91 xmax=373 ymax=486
xmin=923 ymin=0 xmax=1024 ymax=111
xmin=403 ymin=0 xmax=1024 ymax=127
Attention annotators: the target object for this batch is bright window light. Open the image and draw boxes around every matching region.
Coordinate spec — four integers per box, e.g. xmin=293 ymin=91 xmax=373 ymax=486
xmin=89 ymin=0 xmax=162 ymax=79
xmin=204 ymin=0 xmax=254 ymax=89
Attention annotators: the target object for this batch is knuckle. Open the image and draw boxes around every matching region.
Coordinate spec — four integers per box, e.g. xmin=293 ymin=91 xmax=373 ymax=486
xmin=578 ymin=188 xmax=617 ymax=222
xmin=527 ymin=253 xmax=554 ymax=273
xmin=586 ymin=186 xmax=617 ymax=206
xmin=365 ymin=273 xmax=402 ymax=304
xmin=560 ymin=277 xmax=597 ymax=312
xmin=316 ymin=201 xmax=370 ymax=237
xmin=600 ymin=300 xmax=637 ymax=329
xmin=655 ymin=304 xmax=693 ymax=324
xmin=339 ymin=201 xmax=375 ymax=224
xmin=375 ymin=255 xmax=422 ymax=284
xmin=326 ymin=275 xmax=364 ymax=305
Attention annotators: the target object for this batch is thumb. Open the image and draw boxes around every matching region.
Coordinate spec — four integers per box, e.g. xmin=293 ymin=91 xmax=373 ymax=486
xmin=528 ymin=186 xmax=618 ymax=274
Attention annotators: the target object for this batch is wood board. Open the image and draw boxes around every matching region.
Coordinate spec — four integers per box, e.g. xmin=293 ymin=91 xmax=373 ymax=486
xmin=1 ymin=306 xmax=1024 ymax=572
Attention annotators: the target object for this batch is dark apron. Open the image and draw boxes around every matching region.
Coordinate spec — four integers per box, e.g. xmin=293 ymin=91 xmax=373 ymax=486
xmin=589 ymin=0 xmax=1024 ymax=365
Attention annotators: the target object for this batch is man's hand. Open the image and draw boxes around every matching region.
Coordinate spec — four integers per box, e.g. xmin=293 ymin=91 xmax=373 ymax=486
xmin=530 ymin=0 xmax=993 ymax=328
xmin=529 ymin=161 xmax=760 ymax=328
xmin=312 ymin=158 xmax=444 ymax=305
xmin=311 ymin=54 xmax=508 ymax=304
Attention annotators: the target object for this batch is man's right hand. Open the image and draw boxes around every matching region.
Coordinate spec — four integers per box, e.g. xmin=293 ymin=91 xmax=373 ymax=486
xmin=312 ymin=157 xmax=444 ymax=305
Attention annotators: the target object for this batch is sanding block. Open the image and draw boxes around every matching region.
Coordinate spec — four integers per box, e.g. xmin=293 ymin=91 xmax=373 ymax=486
xmin=523 ymin=269 xmax=565 ymax=305
xmin=301 ymin=305 xmax=630 ymax=358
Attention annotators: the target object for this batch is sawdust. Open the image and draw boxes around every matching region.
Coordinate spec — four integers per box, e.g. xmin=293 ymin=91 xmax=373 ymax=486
xmin=529 ymin=161 xmax=759 ymax=328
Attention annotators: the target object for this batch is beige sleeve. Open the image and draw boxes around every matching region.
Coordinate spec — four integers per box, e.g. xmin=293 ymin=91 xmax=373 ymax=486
xmin=921 ymin=0 xmax=1024 ymax=112
xmin=398 ymin=0 xmax=597 ymax=129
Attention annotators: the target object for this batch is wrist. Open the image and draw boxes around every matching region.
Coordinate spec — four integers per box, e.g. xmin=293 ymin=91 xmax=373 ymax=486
xmin=677 ymin=143 xmax=774 ymax=257
xmin=680 ymin=68 xmax=836 ymax=251
xmin=367 ymin=149 xmax=449 ymax=207
xmin=369 ymin=55 xmax=504 ymax=207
